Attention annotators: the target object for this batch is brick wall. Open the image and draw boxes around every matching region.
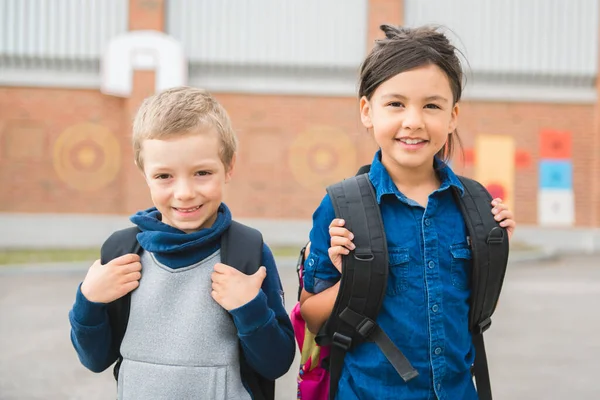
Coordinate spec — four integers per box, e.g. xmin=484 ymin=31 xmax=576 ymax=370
xmin=0 ymin=0 xmax=599 ymax=227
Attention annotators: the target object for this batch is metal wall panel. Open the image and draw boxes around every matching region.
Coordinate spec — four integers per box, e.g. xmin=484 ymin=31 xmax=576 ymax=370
xmin=404 ymin=0 xmax=598 ymax=77
xmin=404 ymin=0 xmax=598 ymax=102
xmin=166 ymin=0 xmax=368 ymax=95
xmin=0 ymin=0 xmax=128 ymax=85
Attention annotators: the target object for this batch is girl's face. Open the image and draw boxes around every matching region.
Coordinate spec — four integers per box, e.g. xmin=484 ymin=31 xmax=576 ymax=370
xmin=360 ymin=64 xmax=459 ymax=174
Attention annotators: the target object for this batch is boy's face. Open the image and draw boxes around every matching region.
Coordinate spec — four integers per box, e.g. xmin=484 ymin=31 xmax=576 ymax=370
xmin=140 ymin=129 xmax=234 ymax=233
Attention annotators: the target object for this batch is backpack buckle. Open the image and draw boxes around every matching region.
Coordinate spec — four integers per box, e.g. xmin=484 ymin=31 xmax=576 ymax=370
xmin=356 ymin=317 xmax=376 ymax=338
xmin=487 ymin=227 xmax=505 ymax=244
xmin=475 ymin=318 xmax=492 ymax=334
xmin=353 ymin=251 xmax=374 ymax=261
xmin=332 ymin=332 xmax=352 ymax=351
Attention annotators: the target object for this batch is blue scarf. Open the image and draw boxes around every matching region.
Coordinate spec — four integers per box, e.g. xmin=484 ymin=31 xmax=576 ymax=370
xmin=129 ymin=204 xmax=232 ymax=269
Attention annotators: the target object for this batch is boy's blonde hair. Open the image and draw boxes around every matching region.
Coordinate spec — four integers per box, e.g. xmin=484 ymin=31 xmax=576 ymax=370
xmin=132 ymin=86 xmax=237 ymax=171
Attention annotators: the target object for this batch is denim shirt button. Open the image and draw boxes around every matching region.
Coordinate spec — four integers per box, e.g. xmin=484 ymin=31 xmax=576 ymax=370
xmin=425 ymin=219 xmax=431 ymax=226
xmin=432 ymin=304 xmax=439 ymax=312
xmin=428 ymin=261 xmax=435 ymax=268
xmin=434 ymin=347 xmax=442 ymax=355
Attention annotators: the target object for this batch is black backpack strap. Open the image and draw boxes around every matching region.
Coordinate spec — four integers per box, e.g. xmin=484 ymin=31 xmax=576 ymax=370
xmin=356 ymin=164 xmax=371 ymax=175
xmin=220 ymin=220 xmax=263 ymax=274
xmin=101 ymin=226 xmax=142 ymax=381
xmin=455 ymin=177 xmax=510 ymax=400
xmin=321 ymin=174 xmax=418 ymax=400
xmin=296 ymin=243 xmax=309 ymax=301
xmin=220 ymin=221 xmax=274 ymax=400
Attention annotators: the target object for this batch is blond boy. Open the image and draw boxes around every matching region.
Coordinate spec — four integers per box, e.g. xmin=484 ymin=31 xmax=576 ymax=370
xmin=69 ymin=87 xmax=295 ymax=400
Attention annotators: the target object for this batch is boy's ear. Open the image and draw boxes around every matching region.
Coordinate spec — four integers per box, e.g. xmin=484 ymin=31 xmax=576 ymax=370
xmin=225 ymin=153 xmax=236 ymax=183
xmin=135 ymin=160 xmax=149 ymax=184
xmin=359 ymin=96 xmax=373 ymax=129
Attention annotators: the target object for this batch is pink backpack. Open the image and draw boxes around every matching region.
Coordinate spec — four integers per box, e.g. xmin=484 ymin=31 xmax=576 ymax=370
xmin=290 ymin=244 xmax=330 ymax=400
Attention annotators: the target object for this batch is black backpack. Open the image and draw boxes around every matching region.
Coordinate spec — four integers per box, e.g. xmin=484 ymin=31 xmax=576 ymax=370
xmin=101 ymin=220 xmax=275 ymax=400
xmin=317 ymin=166 xmax=509 ymax=400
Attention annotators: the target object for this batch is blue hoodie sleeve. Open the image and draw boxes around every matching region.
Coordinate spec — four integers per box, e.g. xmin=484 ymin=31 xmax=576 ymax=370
xmin=228 ymin=243 xmax=296 ymax=380
xmin=68 ymin=284 xmax=118 ymax=373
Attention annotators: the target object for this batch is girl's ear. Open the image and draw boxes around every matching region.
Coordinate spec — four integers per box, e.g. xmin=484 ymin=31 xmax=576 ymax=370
xmin=449 ymin=103 xmax=460 ymax=133
xmin=360 ymin=96 xmax=373 ymax=129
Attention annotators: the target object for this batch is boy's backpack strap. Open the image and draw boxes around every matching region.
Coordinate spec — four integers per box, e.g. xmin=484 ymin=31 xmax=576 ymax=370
xmin=101 ymin=226 xmax=142 ymax=381
xmin=456 ymin=176 xmax=510 ymax=400
xmin=100 ymin=227 xmax=142 ymax=265
xmin=321 ymin=174 xmax=418 ymax=400
xmin=221 ymin=221 xmax=274 ymax=400
xmin=220 ymin=220 xmax=264 ymax=275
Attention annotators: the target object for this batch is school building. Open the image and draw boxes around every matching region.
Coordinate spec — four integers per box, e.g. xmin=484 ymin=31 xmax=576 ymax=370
xmin=1 ymin=0 xmax=599 ymax=252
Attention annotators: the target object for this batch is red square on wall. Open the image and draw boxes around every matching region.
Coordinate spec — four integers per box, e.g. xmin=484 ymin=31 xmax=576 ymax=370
xmin=540 ymin=130 xmax=571 ymax=160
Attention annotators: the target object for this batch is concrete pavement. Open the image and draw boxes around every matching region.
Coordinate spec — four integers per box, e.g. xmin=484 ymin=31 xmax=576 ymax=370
xmin=0 ymin=255 xmax=599 ymax=399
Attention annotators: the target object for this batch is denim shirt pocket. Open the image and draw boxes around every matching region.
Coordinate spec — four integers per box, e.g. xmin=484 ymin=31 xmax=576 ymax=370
xmin=386 ymin=247 xmax=410 ymax=296
xmin=450 ymin=243 xmax=472 ymax=290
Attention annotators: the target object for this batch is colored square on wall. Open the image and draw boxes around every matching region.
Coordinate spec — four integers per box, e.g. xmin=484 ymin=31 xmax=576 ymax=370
xmin=539 ymin=160 xmax=572 ymax=189
xmin=515 ymin=150 xmax=532 ymax=169
xmin=540 ymin=129 xmax=571 ymax=159
xmin=475 ymin=134 xmax=515 ymax=212
xmin=538 ymin=189 xmax=575 ymax=226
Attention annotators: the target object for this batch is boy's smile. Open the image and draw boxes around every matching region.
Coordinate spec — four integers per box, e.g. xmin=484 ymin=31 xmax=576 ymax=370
xmin=140 ymin=129 xmax=234 ymax=233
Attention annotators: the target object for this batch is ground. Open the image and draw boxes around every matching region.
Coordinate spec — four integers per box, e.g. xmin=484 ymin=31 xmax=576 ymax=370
xmin=0 ymin=254 xmax=597 ymax=399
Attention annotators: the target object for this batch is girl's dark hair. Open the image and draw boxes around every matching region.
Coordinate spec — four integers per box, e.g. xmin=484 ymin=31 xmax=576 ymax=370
xmin=359 ymin=25 xmax=465 ymax=162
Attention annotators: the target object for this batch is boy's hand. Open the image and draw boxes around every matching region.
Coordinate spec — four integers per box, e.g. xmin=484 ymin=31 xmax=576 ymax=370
xmin=211 ymin=263 xmax=267 ymax=311
xmin=328 ymin=218 xmax=355 ymax=273
xmin=492 ymin=198 xmax=516 ymax=240
xmin=80 ymin=254 xmax=142 ymax=303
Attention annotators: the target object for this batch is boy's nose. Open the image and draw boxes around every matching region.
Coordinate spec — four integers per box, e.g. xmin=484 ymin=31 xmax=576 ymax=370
xmin=174 ymin=181 xmax=195 ymax=200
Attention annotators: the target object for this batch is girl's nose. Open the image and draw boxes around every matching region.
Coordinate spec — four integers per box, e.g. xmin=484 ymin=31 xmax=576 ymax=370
xmin=402 ymin=107 xmax=425 ymax=131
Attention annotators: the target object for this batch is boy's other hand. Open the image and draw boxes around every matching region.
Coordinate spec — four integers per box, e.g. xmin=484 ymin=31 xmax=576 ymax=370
xmin=211 ymin=263 xmax=267 ymax=311
xmin=328 ymin=218 xmax=355 ymax=273
xmin=80 ymin=254 xmax=142 ymax=303
xmin=491 ymin=198 xmax=516 ymax=240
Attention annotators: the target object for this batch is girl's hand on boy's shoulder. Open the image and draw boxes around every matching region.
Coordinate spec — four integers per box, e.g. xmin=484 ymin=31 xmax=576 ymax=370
xmin=491 ymin=198 xmax=516 ymax=240
xmin=211 ymin=263 xmax=267 ymax=311
xmin=81 ymin=254 xmax=142 ymax=303
xmin=328 ymin=218 xmax=355 ymax=273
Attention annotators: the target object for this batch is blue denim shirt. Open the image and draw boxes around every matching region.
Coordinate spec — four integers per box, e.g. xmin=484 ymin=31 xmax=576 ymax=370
xmin=304 ymin=151 xmax=478 ymax=400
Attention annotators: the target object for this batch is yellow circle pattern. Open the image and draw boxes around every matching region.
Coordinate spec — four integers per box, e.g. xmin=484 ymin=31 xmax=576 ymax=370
xmin=289 ymin=126 xmax=357 ymax=190
xmin=53 ymin=123 xmax=121 ymax=191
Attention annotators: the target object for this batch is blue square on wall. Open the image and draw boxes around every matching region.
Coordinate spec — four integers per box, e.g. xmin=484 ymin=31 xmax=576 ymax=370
xmin=539 ymin=160 xmax=572 ymax=189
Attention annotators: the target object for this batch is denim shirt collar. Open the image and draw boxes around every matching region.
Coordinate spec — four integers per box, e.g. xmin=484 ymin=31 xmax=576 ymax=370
xmin=367 ymin=149 xmax=464 ymax=204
